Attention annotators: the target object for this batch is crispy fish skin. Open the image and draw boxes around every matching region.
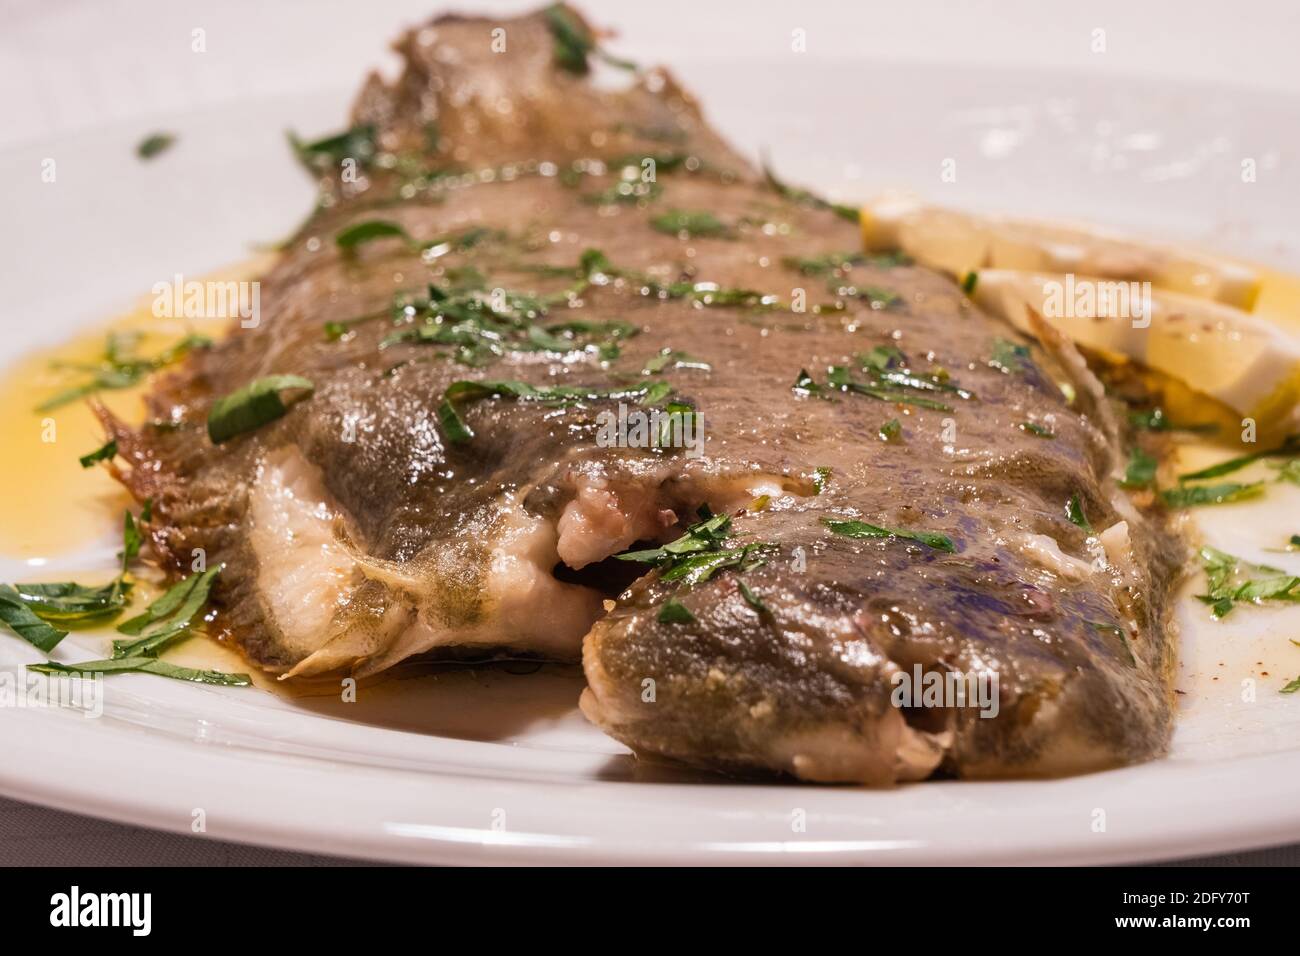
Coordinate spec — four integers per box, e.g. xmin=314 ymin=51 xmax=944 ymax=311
xmin=111 ymin=4 xmax=1184 ymax=781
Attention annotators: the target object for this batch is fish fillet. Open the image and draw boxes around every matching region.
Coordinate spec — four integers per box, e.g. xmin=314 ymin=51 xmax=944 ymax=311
xmin=107 ymin=4 xmax=1185 ymax=782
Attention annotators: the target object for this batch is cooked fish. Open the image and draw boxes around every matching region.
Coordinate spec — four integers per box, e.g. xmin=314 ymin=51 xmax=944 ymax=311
xmin=106 ymin=4 xmax=1184 ymax=783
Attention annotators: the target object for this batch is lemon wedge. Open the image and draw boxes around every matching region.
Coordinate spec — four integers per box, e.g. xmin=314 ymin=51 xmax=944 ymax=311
xmin=861 ymin=196 xmax=1261 ymax=309
xmin=968 ymin=269 xmax=1300 ymax=438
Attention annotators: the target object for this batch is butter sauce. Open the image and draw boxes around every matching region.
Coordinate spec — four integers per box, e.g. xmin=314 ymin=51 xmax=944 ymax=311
xmin=0 ymin=257 xmax=1298 ymax=723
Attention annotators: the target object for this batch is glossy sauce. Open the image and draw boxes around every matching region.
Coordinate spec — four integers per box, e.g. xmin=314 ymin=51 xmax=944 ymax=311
xmin=1 ymin=258 xmax=1298 ymax=718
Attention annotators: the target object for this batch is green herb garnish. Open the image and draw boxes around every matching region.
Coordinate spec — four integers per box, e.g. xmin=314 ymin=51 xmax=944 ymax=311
xmin=879 ymin=418 xmax=902 ymax=442
xmin=792 ymin=369 xmax=822 ymax=397
xmin=113 ymin=567 xmax=220 ymax=659
xmin=79 ymin=439 xmax=118 ymax=468
xmin=650 ymin=210 xmax=732 ymax=239
xmin=437 ymin=378 xmax=672 ymax=445
xmin=288 ymin=124 xmax=376 ymax=174
xmin=812 ymin=467 xmax=831 ymax=494
xmin=585 ymin=179 xmax=661 ymax=206
xmin=781 ymin=252 xmax=866 ymax=276
xmin=615 ymin=508 xmax=775 ymax=588
xmin=1178 ymin=438 xmax=1300 ymax=482
xmin=207 ymin=375 xmax=314 ymax=445
xmin=1066 ymin=494 xmax=1092 ymax=532
xmin=30 ymin=658 xmax=250 ymax=686
xmin=641 ymin=348 xmax=711 ymax=374
xmin=1088 ymin=620 xmax=1136 ymax=666
xmin=0 ymin=501 xmax=149 ymax=648
xmin=136 ymin=133 xmax=175 ymax=160
xmin=856 ymin=348 xmax=974 ymax=400
xmin=822 ymin=518 xmax=955 ymax=552
xmin=820 ymin=365 xmax=955 ymax=412
xmin=334 ymin=221 xmax=494 ymax=256
xmin=544 ymin=3 xmax=635 ymax=74
xmin=37 ymin=332 xmax=210 ymax=412
xmin=760 ymin=157 xmax=859 ymax=223
xmin=1196 ymin=546 xmax=1300 ymax=619
xmin=1128 ymin=407 xmax=1217 ymax=434
xmin=5 ymin=581 xmax=130 ymax=626
xmin=1161 ymin=482 xmax=1264 ymax=509
xmin=1273 ymin=459 xmax=1300 ymax=486
xmin=335 ymin=220 xmax=411 ymax=250
xmin=1120 ymin=448 xmax=1158 ymax=489
xmin=1020 ymin=421 xmax=1054 ymax=439
xmin=737 ymin=580 xmax=769 ymax=615
xmin=989 ymin=338 xmax=1032 ymax=375
xmin=657 ymin=599 xmax=695 ymax=625
xmin=0 ymin=587 xmax=68 ymax=652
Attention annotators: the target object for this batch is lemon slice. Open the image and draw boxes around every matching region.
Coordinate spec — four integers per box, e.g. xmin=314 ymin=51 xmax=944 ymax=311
xmin=861 ymin=196 xmax=1261 ymax=309
xmin=969 ymin=269 xmax=1300 ymax=437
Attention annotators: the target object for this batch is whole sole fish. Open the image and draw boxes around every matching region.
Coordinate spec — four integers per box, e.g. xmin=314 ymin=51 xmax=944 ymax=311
xmin=107 ymin=4 xmax=1184 ymax=783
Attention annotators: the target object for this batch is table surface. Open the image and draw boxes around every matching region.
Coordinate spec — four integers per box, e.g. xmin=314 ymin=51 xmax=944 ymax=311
xmin=3 ymin=0 xmax=1299 ymax=867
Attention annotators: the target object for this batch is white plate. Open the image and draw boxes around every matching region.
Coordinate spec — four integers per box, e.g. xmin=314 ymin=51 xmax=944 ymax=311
xmin=2 ymin=59 xmax=1300 ymax=865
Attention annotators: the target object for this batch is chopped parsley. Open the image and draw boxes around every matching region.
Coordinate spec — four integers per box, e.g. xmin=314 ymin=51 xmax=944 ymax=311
xmin=1087 ymin=620 xmax=1136 ymax=666
xmin=650 ymin=210 xmax=732 ymax=239
xmin=335 ymin=221 xmax=495 ymax=255
xmin=792 ymin=369 xmax=822 ymax=398
xmin=0 ymin=587 xmax=73 ymax=652
xmin=37 ymin=331 xmax=211 ymax=413
xmin=207 ymin=375 xmax=314 ymax=445
xmin=780 ymin=252 xmax=866 ymax=276
xmin=288 ymin=123 xmax=376 ymax=174
xmin=24 ymin=566 xmax=247 ymax=686
xmin=760 ymin=157 xmax=859 ymax=223
xmin=112 ymin=567 xmax=220 ymax=659
xmin=1196 ymin=546 xmax=1300 ymax=619
xmin=1066 ymin=494 xmax=1092 ymax=532
xmin=657 ymin=599 xmax=695 ymax=625
xmin=0 ymin=504 xmax=149 ymax=650
xmin=335 ymin=220 xmax=412 ymax=250
xmin=1128 ymin=407 xmax=1217 ymax=434
xmin=1178 ymin=437 xmax=1300 ymax=482
xmin=544 ymin=3 xmax=635 ymax=74
xmin=1020 ymin=421 xmax=1055 ymax=439
xmin=136 ymin=132 xmax=175 ymax=160
xmin=989 ymin=338 xmax=1032 ymax=375
xmin=859 ymin=286 xmax=901 ymax=309
xmin=79 ymin=439 xmax=118 ymax=468
xmin=737 ymin=580 xmax=769 ymax=615
xmin=858 ymin=346 xmax=974 ymax=399
xmin=879 ymin=418 xmax=902 ymax=442
xmin=1160 ymin=482 xmax=1264 ymax=509
xmin=377 ymin=249 xmax=634 ymax=363
xmin=437 ymin=378 xmax=673 ymax=445
xmin=1273 ymin=459 xmax=1300 ymax=486
xmin=804 ymin=363 xmax=957 ymax=412
xmin=30 ymin=658 xmax=251 ymax=686
xmin=641 ymin=348 xmax=711 ymax=374
xmin=585 ymin=179 xmax=662 ymax=206
xmin=614 ymin=507 xmax=775 ymax=592
xmin=822 ymin=518 xmax=955 ymax=553
xmin=1120 ymin=448 xmax=1158 ymax=489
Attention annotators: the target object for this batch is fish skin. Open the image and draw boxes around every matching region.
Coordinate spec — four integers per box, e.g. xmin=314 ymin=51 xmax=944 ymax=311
xmin=107 ymin=5 xmax=1185 ymax=780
